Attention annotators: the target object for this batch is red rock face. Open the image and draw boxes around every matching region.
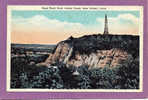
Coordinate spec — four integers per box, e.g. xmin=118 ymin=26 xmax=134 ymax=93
xmin=45 ymin=42 xmax=71 ymax=64
xmin=44 ymin=42 xmax=132 ymax=68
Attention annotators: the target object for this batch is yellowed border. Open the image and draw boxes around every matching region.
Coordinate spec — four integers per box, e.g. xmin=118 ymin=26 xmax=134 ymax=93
xmin=7 ymin=5 xmax=143 ymax=92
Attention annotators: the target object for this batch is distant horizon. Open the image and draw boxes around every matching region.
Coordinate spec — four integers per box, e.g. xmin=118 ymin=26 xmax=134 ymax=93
xmin=11 ymin=33 xmax=139 ymax=45
xmin=11 ymin=43 xmax=56 ymax=45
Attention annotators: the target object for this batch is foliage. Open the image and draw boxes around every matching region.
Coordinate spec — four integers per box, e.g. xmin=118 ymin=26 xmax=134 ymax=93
xmin=66 ymin=34 xmax=139 ymax=58
xmin=11 ymin=56 xmax=139 ymax=89
xmin=11 ymin=34 xmax=139 ymax=89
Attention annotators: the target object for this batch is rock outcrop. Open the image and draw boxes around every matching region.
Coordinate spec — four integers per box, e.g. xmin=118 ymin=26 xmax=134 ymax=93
xmin=41 ymin=34 xmax=139 ymax=69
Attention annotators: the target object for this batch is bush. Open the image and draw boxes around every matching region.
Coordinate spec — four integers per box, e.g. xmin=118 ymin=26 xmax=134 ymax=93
xmin=11 ymin=48 xmax=139 ymax=89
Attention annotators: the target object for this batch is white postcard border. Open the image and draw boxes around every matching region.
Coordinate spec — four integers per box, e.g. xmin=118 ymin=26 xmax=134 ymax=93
xmin=7 ymin=5 xmax=143 ymax=92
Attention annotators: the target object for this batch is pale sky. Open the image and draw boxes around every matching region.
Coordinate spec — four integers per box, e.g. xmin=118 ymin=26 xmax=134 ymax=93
xmin=11 ymin=10 xmax=140 ymax=44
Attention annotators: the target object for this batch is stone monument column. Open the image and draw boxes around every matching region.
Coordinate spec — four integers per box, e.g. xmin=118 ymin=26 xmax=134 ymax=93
xmin=103 ymin=14 xmax=109 ymax=34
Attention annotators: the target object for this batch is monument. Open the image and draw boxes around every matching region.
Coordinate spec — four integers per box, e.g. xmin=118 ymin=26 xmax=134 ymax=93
xmin=103 ymin=14 xmax=109 ymax=34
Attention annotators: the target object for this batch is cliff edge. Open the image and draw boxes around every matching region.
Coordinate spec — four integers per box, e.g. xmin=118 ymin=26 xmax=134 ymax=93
xmin=41 ymin=34 xmax=139 ymax=68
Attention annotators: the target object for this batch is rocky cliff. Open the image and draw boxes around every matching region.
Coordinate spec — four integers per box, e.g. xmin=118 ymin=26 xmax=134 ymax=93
xmin=42 ymin=34 xmax=139 ymax=68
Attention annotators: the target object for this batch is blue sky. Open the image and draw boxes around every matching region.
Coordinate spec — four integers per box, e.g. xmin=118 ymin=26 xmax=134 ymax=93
xmin=11 ymin=10 xmax=140 ymax=44
xmin=12 ymin=10 xmax=139 ymax=26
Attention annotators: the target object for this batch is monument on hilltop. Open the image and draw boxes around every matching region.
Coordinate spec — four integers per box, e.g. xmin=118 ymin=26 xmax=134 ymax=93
xmin=103 ymin=14 xmax=109 ymax=34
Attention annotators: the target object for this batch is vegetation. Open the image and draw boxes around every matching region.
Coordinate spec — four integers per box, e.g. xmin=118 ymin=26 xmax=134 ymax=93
xmin=11 ymin=57 xmax=139 ymax=89
xmin=64 ymin=34 xmax=139 ymax=58
xmin=11 ymin=34 xmax=139 ymax=89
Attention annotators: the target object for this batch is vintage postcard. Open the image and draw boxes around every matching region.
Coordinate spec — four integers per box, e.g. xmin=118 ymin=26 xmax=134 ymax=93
xmin=7 ymin=6 xmax=143 ymax=92
xmin=0 ymin=0 xmax=148 ymax=99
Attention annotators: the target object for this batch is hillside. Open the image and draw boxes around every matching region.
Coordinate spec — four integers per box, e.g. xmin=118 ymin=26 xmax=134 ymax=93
xmin=43 ymin=34 xmax=139 ymax=68
xmin=11 ymin=34 xmax=140 ymax=89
